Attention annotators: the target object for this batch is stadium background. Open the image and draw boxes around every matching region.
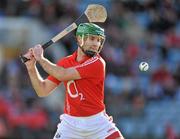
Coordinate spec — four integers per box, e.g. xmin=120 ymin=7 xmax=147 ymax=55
xmin=0 ymin=0 xmax=180 ymax=139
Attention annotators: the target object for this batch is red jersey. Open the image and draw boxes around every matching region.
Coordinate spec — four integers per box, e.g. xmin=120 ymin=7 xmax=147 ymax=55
xmin=47 ymin=51 xmax=106 ymax=117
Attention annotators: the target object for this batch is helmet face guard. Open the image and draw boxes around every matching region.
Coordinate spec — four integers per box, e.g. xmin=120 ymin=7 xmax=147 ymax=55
xmin=76 ymin=23 xmax=105 ymax=57
xmin=80 ymin=34 xmax=105 ymax=56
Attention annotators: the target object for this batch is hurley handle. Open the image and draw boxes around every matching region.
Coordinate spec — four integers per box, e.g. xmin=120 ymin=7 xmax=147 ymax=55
xmin=20 ymin=40 xmax=53 ymax=63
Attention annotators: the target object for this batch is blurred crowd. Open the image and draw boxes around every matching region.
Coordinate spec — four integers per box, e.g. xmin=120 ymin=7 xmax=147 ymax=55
xmin=0 ymin=0 xmax=180 ymax=139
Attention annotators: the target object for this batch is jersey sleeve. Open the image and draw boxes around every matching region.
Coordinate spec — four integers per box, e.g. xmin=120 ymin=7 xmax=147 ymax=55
xmin=76 ymin=57 xmax=105 ymax=79
xmin=46 ymin=59 xmax=63 ymax=85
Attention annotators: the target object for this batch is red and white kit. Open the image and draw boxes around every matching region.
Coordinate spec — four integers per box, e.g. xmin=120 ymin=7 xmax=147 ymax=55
xmin=48 ymin=51 xmax=122 ymax=139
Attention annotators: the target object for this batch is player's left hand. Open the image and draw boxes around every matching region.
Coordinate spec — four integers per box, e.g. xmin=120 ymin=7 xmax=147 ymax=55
xmin=33 ymin=44 xmax=44 ymax=61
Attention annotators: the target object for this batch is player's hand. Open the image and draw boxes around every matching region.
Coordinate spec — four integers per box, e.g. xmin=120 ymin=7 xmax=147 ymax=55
xmin=33 ymin=44 xmax=44 ymax=61
xmin=24 ymin=48 xmax=36 ymax=68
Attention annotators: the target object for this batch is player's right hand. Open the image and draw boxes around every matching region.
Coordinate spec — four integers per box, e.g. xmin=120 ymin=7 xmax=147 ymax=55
xmin=23 ymin=48 xmax=36 ymax=68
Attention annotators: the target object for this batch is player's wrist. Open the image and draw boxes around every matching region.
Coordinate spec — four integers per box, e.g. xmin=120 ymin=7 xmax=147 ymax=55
xmin=38 ymin=57 xmax=47 ymax=65
xmin=26 ymin=64 xmax=36 ymax=72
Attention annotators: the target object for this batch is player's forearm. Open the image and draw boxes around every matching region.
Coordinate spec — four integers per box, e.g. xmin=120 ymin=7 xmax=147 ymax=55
xmin=38 ymin=57 xmax=66 ymax=81
xmin=27 ymin=66 xmax=47 ymax=97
